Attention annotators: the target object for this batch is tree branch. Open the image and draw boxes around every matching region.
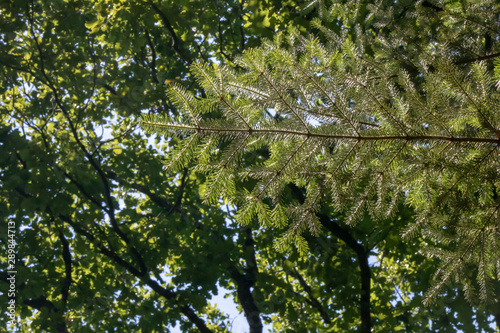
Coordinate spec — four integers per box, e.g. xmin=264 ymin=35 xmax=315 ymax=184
xmin=23 ymin=295 xmax=57 ymax=312
xmin=144 ymin=28 xmax=159 ymax=84
xmin=228 ymin=264 xmax=263 ymax=333
xmin=63 ymin=171 xmax=105 ymax=210
xmin=28 ymin=6 xmax=149 ymax=276
xmin=104 ymin=169 xmax=176 ymax=212
xmin=142 ymin=122 xmax=500 ymax=144
xmin=227 ymin=227 xmax=263 ymax=333
xmin=169 ymin=167 xmax=189 ymax=214
xmin=455 ymin=51 xmax=500 ymax=65
xmin=1 ymin=272 xmax=59 ymax=313
xmin=147 ymin=0 xmax=193 ymax=64
xmin=26 ymin=4 xmax=146 ymax=274
xmin=242 ymin=227 xmax=258 ymax=278
xmin=12 ymin=186 xmax=212 ymax=332
xmin=319 ymin=214 xmax=371 ymax=333
xmin=58 ymin=229 xmax=72 ymax=311
xmin=213 ymin=0 xmax=234 ymax=62
xmin=180 ymin=207 xmax=262 ymax=333
xmin=57 ymin=211 xmax=214 ymax=333
xmin=239 ymin=1 xmax=245 ymax=52
xmin=290 ymin=268 xmax=331 ymax=324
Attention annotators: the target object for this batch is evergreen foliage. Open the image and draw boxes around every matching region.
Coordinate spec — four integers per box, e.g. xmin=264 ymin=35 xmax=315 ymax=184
xmin=2 ymin=0 xmax=500 ymax=331
xmin=143 ymin=0 xmax=500 ymax=304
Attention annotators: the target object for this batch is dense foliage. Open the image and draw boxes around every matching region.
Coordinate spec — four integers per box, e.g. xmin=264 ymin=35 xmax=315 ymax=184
xmin=1 ymin=0 xmax=500 ymax=332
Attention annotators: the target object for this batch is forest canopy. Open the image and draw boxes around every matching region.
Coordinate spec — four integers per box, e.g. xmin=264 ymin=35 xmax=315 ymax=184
xmin=1 ymin=0 xmax=500 ymax=332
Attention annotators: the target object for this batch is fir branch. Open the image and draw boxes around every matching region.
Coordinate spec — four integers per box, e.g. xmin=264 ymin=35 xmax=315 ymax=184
xmin=436 ymin=147 xmax=497 ymax=204
xmin=347 ymin=141 xmax=407 ymax=225
xmin=168 ymin=85 xmax=200 ymax=127
xmin=294 ymin=63 xmax=360 ymax=136
xmin=256 ymin=137 xmax=309 ymax=199
xmin=191 ymin=62 xmax=252 ymax=128
xmin=424 ymin=202 xmax=500 ymax=305
xmin=445 ymin=62 xmax=496 ymax=133
xmin=349 ymin=74 xmax=410 ymax=136
xmin=141 ymin=121 xmax=500 ymax=144
xmin=143 ymin=17 xmax=500 ymax=305
xmin=259 ymin=70 xmax=311 ymax=132
xmin=456 ymin=52 xmax=500 ymax=65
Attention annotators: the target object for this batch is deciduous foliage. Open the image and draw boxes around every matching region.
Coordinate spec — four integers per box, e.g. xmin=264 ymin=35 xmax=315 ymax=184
xmin=1 ymin=0 xmax=499 ymax=332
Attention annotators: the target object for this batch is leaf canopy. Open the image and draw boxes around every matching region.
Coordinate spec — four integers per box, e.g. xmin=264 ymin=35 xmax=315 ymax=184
xmin=143 ymin=0 xmax=500 ymax=311
xmin=1 ymin=0 xmax=500 ymax=332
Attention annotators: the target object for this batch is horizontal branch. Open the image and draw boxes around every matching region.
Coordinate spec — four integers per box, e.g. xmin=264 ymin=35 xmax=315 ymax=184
xmin=455 ymin=51 xmax=500 ymax=64
xmin=142 ymin=122 xmax=500 ymax=144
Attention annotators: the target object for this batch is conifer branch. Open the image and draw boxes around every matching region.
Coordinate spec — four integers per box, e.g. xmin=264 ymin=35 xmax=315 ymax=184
xmin=144 ymin=18 xmax=500 ymax=305
xmin=311 ymin=141 xmax=360 ymax=206
xmin=142 ymin=121 xmax=500 ymax=144
xmin=167 ymin=134 xmax=199 ymax=170
xmin=192 ymin=62 xmax=251 ymax=128
xmin=352 ymin=142 xmax=407 ymax=223
xmin=456 ymin=52 xmax=500 ymax=65
xmin=425 ymin=201 xmax=500 ymax=305
xmin=257 ymin=137 xmax=309 ymax=199
xmin=169 ymin=85 xmax=200 ymax=127
xmin=402 ymin=78 xmax=454 ymax=136
xmin=444 ymin=63 xmax=496 ymax=132
xmin=221 ymin=134 xmax=250 ymax=168
xmin=350 ymin=75 xmax=410 ymax=135
xmin=437 ymin=147 xmax=497 ymax=203
xmin=450 ymin=13 xmax=500 ymax=36
xmin=258 ymin=69 xmax=311 ymax=132
xmin=295 ymin=64 xmax=360 ymax=135
xmin=227 ymin=81 xmax=270 ymax=100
